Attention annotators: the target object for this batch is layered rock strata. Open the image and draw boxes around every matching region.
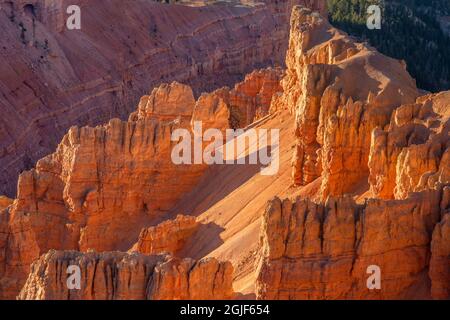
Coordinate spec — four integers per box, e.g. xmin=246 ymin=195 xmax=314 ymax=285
xmin=283 ymin=7 xmax=419 ymax=199
xmin=1 ymin=4 xmax=449 ymax=301
xmin=254 ymin=6 xmax=449 ymax=300
xmin=256 ymin=188 xmax=449 ymax=299
xmin=0 ymin=0 xmax=325 ymax=197
xmin=0 ymin=63 xmax=286 ymax=298
xmin=0 ymin=81 xmax=226 ymax=299
xmin=18 ymin=250 xmax=234 ymax=300
xmin=131 ymin=214 xmax=199 ymax=256
xmin=369 ymin=91 xmax=450 ymax=200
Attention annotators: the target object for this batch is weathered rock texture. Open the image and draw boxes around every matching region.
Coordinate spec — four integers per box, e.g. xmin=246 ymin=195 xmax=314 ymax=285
xmin=191 ymin=67 xmax=284 ymax=130
xmin=430 ymin=210 xmax=450 ymax=299
xmin=1 ymin=4 xmax=449 ymax=301
xmin=131 ymin=214 xmax=199 ymax=256
xmin=256 ymin=188 xmax=448 ymax=300
xmin=0 ymin=81 xmax=226 ymax=299
xmin=369 ymin=91 xmax=450 ymax=200
xmin=227 ymin=68 xmax=284 ymax=127
xmin=283 ymin=7 xmax=419 ymax=199
xmin=0 ymin=62 xmax=288 ymax=299
xmin=0 ymin=196 xmax=12 ymax=210
xmin=18 ymin=250 xmax=234 ymax=300
xmin=253 ymin=6 xmax=449 ymax=300
xmin=0 ymin=0 xmax=325 ymax=198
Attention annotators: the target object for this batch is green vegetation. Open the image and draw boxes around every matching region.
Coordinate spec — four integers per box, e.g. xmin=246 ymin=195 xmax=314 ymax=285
xmin=327 ymin=0 xmax=450 ymax=92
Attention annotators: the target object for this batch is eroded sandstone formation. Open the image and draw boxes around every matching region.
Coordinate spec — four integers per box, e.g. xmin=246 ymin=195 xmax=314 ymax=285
xmin=256 ymin=188 xmax=448 ymax=299
xmin=0 ymin=196 xmax=12 ymax=210
xmin=0 ymin=0 xmax=325 ymax=198
xmin=18 ymin=250 xmax=234 ymax=300
xmin=131 ymin=214 xmax=199 ymax=256
xmin=369 ymin=92 xmax=449 ymax=200
xmin=0 ymin=64 xmax=287 ymax=298
xmin=226 ymin=68 xmax=284 ymax=128
xmin=254 ymin=6 xmax=449 ymax=300
xmin=282 ymin=7 xmax=419 ymax=199
xmin=0 ymin=81 xmax=224 ymax=299
xmin=430 ymin=209 xmax=450 ymax=299
xmin=1 ymin=4 xmax=448 ymax=301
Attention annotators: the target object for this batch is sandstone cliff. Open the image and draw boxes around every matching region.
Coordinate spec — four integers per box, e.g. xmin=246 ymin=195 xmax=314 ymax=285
xmin=369 ymin=92 xmax=449 ymax=200
xmin=253 ymin=6 xmax=449 ymax=300
xmin=0 ymin=81 xmax=221 ymax=299
xmin=0 ymin=0 xmax=325 ymax=197
xmin=131 ymin=214 xmax=199 ymax=256
xmin=1 ymin=4 xmax=448 ymax=301
xmin=282 ymin=7 xmax=419 ymax=199
xmin=0 ymin=68 xmax=284 ymax=299
xmin=256 ymin=189 xmax=448 ymax=299
xmin=18 ymin=250 xmax=234 ymax=300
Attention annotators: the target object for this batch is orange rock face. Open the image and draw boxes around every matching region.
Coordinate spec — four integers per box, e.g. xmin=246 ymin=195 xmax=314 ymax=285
xmin=430 ymin=202 xmax=450 ymax=299
xmin=227 ymin=68 xmax=284 ymax=127
xmin=18 ymin=250 xmax=234 ymax=300
xmin=1 ymin=4 xmax=449 ymax=301
xmin=369 ymin=92 xmax=450 ymax=200
xmin=253 ymin=6 xmax=449 ymax=300
xmin=0 ymin=0 xmax=322 ymax=198
xmin=256 ymin=188 xmax=447 ymax=299
xmin=0 ymin=68 xmax=285 ymax=298
xmin=191 ymin=68 xmax=284 ymax=130
xmin=283 ymin=7 xmax=419 ymax=199
xmin=132 ymin=215 xmax=199 ymax=256
xmin=0 ymin=82 xmax=223 ymax=299
xmin=0 ymin=196 xmax=12 ymax=210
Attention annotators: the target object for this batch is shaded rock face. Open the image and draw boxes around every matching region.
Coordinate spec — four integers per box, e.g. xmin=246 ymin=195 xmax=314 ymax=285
xmin=253 ymin=6 xmax=449 ymax=300
xmin=0 ymin=66 xmax=286 ymax=299
xmin=1 ymin=4 xmax=449 ymax=301
xmin=369 ymin=92 xmax=450 ymax=200
xmin=227 ymin=68 xmax=284 ymax=128
xmin=430 ymin=210 xmax=450 ymax=299
xmin=256 ymin=189 xmax=448 ymax=300
xmin=131 ymin=214 xmax=199 ymax=256
xmin=191 ymin=67 xmax=284 ymax=130
xmin=282 ymin=7 xmax=419 ymax=199
xmin=0 ymin=81 xmax=226 ymax=299
xmin=18 ymin=250 xmax=234 ymax=300
xmin=0 ymin=0 xmax=325 ymax=198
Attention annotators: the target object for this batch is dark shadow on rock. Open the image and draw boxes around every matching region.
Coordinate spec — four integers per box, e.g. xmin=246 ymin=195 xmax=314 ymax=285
xmin=169 ymin=145 xmax=277 ymax=217
xmin=178 ymin=221 xmax=225 ymax=260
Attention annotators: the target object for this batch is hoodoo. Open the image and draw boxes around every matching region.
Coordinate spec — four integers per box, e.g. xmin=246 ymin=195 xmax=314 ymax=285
xmin=0 ymin=1 xmax=448 ymax=302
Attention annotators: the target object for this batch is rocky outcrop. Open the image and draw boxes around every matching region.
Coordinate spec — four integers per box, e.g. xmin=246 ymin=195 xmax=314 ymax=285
xmin=256 ymin=188 xmax=449 ymax=300
xmin=2 ymin=3 xmax=449 ymax=302
xmin=430 ymin=187 xmax=450 ymax=300
xmin=0 ymin=196 xmax=12 ymax=210
xmin=282 ymin=7 xmax=419 ymax=199
xmin=18 ymin=250 xmax=234 ymax=300
xmin=191 ymin=67 xmax=284 ymax=130
xmin=131 ymin=215 xmax=199 ymax=256
xmin=254 ymin=7 xmax=449 ymax=300
xmin=369 ymin=92 xmax=450 ymax=199
xmin=0 ymin=81 xmax=226 ymax=299
xmin=131 ymin=82 xmax=196 ymax=123
xmin=0 ymin=64 xmax=287 ymax=298
xmin=227 ymin=68 xmax=284 ymax=128
xmin=0 ymin=0 xmax=325 ymax=198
